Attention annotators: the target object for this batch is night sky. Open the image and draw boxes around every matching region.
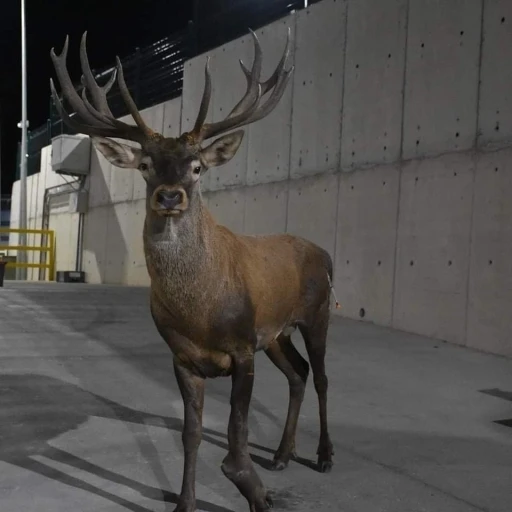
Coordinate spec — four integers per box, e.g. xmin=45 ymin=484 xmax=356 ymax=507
xmin=0 ymin=0 xmax=192 ymax=196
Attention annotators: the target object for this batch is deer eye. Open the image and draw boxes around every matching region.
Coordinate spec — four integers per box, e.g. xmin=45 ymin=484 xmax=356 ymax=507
xmin=139 ymin=162 xmax=148 ymax=172
xmin=193 ymin=165 xmax=201 ymax=174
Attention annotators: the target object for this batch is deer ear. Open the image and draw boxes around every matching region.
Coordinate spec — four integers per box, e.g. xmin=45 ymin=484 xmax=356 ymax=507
xmin=91 ymin=136 xmax=142 ymax=169
xmin=200 ymin=130 xmax=244 ymax=168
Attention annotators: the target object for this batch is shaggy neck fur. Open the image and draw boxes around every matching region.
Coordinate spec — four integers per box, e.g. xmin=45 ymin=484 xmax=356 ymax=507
xmin=143 ymin=186 xmax=216 ymax=306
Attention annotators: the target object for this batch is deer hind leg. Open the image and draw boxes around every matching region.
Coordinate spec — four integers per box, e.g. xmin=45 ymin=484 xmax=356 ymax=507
xmin=264 ymin=334 xmax=309 ymax=470
xmin=299 ymin=305 xmax=334 ymax=473
xmin=221 ymin=355 xmax=272 ymax=512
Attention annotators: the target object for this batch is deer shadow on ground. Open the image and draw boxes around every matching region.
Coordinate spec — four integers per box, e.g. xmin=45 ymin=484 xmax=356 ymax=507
xmin=0 ymin=373 xmax=317 ymax=512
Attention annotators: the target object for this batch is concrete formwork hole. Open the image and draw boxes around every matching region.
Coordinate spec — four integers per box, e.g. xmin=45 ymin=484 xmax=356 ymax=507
xmin=359 ymin=308 xmax=365 ymax=318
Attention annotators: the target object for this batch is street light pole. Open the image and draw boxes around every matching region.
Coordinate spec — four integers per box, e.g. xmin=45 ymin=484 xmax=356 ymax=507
xmin=0 ymin=103 xmax=2 ymax=203
xmin=17 ymin=0 xmax=28 ymax=280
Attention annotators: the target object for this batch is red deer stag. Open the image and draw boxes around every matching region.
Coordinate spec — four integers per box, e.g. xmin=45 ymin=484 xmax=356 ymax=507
xmin=50 ymin=30 xmax=334 ymax=512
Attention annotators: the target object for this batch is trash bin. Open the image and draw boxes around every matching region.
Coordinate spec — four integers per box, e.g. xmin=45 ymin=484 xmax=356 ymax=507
xmin=0 ymin=261 xmax=6 ymax=287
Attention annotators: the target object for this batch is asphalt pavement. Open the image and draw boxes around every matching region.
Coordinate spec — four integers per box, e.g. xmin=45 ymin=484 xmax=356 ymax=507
xmin=0 ymin=281 xmax=511 ymax=512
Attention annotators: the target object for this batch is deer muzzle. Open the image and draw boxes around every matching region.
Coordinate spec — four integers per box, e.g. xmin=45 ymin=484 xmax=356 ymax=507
xmin=151 ymin=186 xmax=188 ymax=215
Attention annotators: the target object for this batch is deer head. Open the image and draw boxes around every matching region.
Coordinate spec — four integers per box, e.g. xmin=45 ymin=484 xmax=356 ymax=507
xmin=50 ymin=31 xmax=293 ymax=217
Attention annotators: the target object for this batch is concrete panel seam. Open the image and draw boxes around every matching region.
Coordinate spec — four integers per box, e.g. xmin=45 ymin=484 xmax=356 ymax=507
xmin=399 ymin=0 xmax=411 ymax=161
xmin=284 ymin=170 xmax=291 ymax=233
xmin=284 ymin=12 xmax=299 ymax=233
xmin=286 ymin=11 xmax=298 ymax=184
xmin=478 ymin=139 xmax=512 ymax=153
xmin=337 ymin=0 xmax=350 ymax=171
xmin=478 ymin=138 xmax=512 ymax=152
xmin=463 ymin=152 xmax=478 ymax=347
xmin=390 ymin=160 xmax=403 ymax=324
xmin=399 ymin=146 xmax=486 ymax=166
xmin=340 ymin=156 xmax=402 ymax=173
xmin=391 ymin=0 xmax=410 ymax=323
xmin=331 ymin=171 xmax=342 ymax=282
xmin=475 ymin=0 xmax=486 ymax=147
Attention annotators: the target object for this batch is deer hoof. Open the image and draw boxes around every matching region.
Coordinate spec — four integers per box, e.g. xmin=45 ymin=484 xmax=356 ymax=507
xmin=317 ymin=459 xmax=333 ymax=473
xmin=317 ymin=440 xmax=333 ymax=473
xmin=250 ymin=492 xmax=273 ymax=512
xmin=270 ymin=448 xmax=297 ymax=471
xmin=173 ymin=504 xmax=196 ymax=512
xmin=270 ymin=458 xmax=288 ymax=471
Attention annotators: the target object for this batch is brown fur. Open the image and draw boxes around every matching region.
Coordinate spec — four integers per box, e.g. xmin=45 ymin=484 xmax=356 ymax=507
xmin=144 ymin=191 xmax=332 ymax=367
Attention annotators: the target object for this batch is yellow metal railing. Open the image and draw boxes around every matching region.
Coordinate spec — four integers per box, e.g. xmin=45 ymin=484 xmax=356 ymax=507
xmin=0 ymin=228 xmax=56 ymax=281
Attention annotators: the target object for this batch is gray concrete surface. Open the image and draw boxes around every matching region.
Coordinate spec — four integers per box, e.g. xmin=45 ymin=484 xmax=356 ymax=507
xmin=0 ymin=281 xmax=511 ymax=512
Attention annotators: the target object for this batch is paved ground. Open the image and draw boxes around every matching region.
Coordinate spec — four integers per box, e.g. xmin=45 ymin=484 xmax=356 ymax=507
xmin=0 ymin=281 xmax=511 ymax=512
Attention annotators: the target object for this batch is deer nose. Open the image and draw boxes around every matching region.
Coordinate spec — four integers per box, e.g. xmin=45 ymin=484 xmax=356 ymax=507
xmin=156 ymin=189 xmax=183 ymax=210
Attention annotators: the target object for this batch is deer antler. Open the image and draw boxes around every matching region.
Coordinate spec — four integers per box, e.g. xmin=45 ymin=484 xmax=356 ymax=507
xmin=50 ymin=31 xmax=156 ymax=145
xmin=188 ymin=27 xmax=294 ymax=143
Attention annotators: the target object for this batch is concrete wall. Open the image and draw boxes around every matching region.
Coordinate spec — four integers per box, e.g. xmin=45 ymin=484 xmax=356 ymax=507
xmin=10 ymin=0 xmax=512 ymax=357
xmin=8 ymin=145 xmax=81 ymax=280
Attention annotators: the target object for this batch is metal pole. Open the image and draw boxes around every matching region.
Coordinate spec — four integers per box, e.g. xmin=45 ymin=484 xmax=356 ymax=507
xmin=17 ymin=0 xmax=28 ymax=280
xmin=0 ymin=103 xmax=2 ymax=204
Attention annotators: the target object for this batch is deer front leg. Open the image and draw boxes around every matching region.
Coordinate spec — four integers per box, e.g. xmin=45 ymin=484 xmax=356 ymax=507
xmin=173 ymin=359 xmax=205 ymax=512
xmin=221 ymin=355 xmax=272 ymax=512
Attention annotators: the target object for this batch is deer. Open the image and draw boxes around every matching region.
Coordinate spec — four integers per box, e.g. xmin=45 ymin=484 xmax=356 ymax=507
xmin=50 ymin=29 xmax=335 ymax=512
